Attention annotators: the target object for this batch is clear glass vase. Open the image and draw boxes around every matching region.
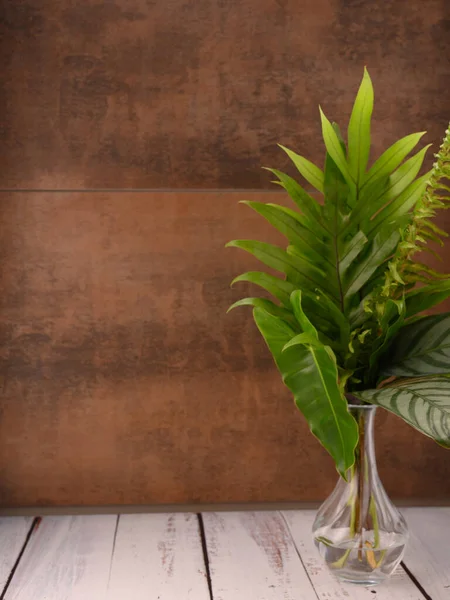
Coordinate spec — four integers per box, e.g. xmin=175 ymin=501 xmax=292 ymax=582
xmin=312 ymin=403 xmax=409 ymax=586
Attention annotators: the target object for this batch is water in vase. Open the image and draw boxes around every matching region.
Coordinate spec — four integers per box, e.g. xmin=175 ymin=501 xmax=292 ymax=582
xmin=312 ymin=404 xmax=409 ymax=586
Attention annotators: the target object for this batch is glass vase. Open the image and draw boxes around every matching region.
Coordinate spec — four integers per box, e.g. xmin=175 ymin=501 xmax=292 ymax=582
xmin=312 ymin=403 xmax=409 ymax=586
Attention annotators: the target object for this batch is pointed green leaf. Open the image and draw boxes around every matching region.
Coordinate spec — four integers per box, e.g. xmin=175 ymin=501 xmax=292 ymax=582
xmin=344 ymin=228 xmax=401 ymax=299
xmin=347 ymin=67 xmax=374 ymax=186
xmin=228 ymin=297 xmax=298 ymax=328
xmin=290 ymin=288 xmax=349 ymax=349
xmin=241 ymin=201 xmax=329 ymax=266
xmin=253 ymin=306 xmax=358 ymax=476
xmin=384 ymin=143 xmax=431 ymax=199
xmin=362 ymin=132 xmax=427 ymax=190
xmin=266 ymin=204 xmax=330 ymax=256
xmin=226 ymin=240 xmax=333 ymax=296
xmin=231 ymin=271 xmax=295 ymax=306
xmin=295 ymin=290 xmax=343 ymax=338
xmin=264 ymin=168 xmax=325 ymax=230
xmin=355 ymin=377 xmax=450 ymax=447
xmin=309 ymin=288 xmax=351 ymax=345
xmin=322 ymin=143 xmax=351 ymax=227
xmin=226 ymin=240 xmax=294 ymax=274
xmin=339 ymin=231 xmax=368 ymax=276
xmin=405 ymin=280 xmax=450 ymax=318
xmin=380 ymin=313 xmax=450 ymax=377
xmin=367 ymin=172 xmax=431 ymax=236
xmin=368 ymin=299 xmax=405 ymax=383
xmin=283 ymin=332 xmax=321 ymax=350
xmin=290 ymin=290 xmax=319 ymax=337
xmin=286 ymin=245 xmax=338 ymax=299
xmin=355 ymin=144 xmax=431 ymax=225
xmin=351 ymin=174 xmax=390 ymax=225
xmin=319 ymin=108 xmax=355 ymax=188
xmin=348 ymin=292 xmax=374 ymax=328
xmin=278 ymin=145 xmax=324 ymax=193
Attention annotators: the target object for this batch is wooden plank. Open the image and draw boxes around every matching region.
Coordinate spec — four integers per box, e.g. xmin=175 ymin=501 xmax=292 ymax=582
xmin=106 ymin=513 xmax=210 ymax=600
xmin=4 ymin=516 xmax=117 ymax=600
xmin=0 ymin=517 xmax=34 ymax=591
xmin=283 ymin=510 xmax=426 ymax=600
xmin=202 ymin=511 xmax=318 ymax=600
xmin=403 ymin=507 xmax=450 ymax=600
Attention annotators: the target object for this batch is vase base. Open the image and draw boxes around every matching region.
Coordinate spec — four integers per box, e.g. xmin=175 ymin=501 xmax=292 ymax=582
xmin=335 ymin=573 xmax=384 ymax=587
xmin=315 ymin=527 xmax=407 ymax=587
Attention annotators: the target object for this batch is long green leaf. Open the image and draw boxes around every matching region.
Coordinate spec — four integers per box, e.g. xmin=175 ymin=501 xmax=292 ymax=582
xmin=348 ymin=291 xmax=375 ymax=328
xmin=231 ymin=271 xmax=295 ymax=306
xmin=320 ymin=132 xmax=356 ymax=311
xmin=380 ymin=313 xmax=450 ymax=377
xmin=283 ymin=331 xmax=322 ymax=349
xmin=228 ymin=297 xmax=298 ymax=328
xmin=354 ymin=144 xmax=431 ymax=225
xmin=229 ymin=280 xmax=341 ymax=343
xmin=405 ymin=280 xmax=450 ymax=318
xmin=288 ymin=289 xmax=348 ymax=351
xmin=278 ymin=145 xmax=325 ymax=193
xmin=266 ymin=204 xmax=330 ymax=256
xmin=241 ymin=201 xmax=330 ymax=266
xmin=226 ymin=240 xmax=333 ymax=296
xmin=308 ymin=289 xmax=351 ymax=346
xmin=339 ymin=231 xmax=368 ymax=276
xmin=367 ymin=172 xmax=431 ymax=236
xmin=362 ymin=131 xmax=427 ymax=190
xmin=264 ymin=168 xmax=325 ymax=230
xmin=343 ymin=228 xmax=401 ymax=299
xmin=355 ymin=377 xmax=450 ymax=447
xmin=286 ymin=245 xmax=339 ymax=300
xmin=347 ymin=67 xmax=374 ymax=186
xmin=322 ymin=142 xmax=350 ymax=230
xmin=383 ymin=144 xmax=431 ymax=201
xmin=253 ymin=305 xmax=358 ymax=476
xmin=297 ymin=290 xmax=343 ymax=337
xmin=290 ymin=290 xmax=321 ymax=336
xmin=369 ymin=299 xmax=405 ymax=383
xmin=226 ymin=240 xmax=294 ymax=274
xmin=319 ymin=108 xmax=354 ymax=188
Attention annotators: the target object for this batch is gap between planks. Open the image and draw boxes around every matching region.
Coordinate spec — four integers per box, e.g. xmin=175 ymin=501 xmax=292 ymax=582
xmin=0 ymin=517 xmax=37 ymax=599
xmin=2 ymin=514 xmax=210 ymax=600
xmin=282 ymin=510 xmax=428 ymax=600
xmin=402 ymin=507 xmax=450 ymax=600
xmin=0 ymin=510 xmax=446 ymax=600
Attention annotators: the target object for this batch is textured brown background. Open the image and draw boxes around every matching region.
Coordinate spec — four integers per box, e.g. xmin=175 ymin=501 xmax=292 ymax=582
xmin=0 ymin=193 xmax=449 ymax=507
xmin=1 ymin=0 xmax=449 ymax=189
xmin=0 ymin=0 xmax=449 ymax=507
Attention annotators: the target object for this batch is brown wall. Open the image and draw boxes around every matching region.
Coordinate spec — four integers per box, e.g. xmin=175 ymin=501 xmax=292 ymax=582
xmin=2 ymin=0 xmax=449 ymax=189
xmin=0 ymin=0 xmax=449 ymax=507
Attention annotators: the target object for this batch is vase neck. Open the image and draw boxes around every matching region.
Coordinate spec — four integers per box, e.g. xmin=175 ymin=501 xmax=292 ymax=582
xmin=348 ymin=404 xmax=378 ymax=480
xmin=345 ymin=404 xmax=379 ymax=538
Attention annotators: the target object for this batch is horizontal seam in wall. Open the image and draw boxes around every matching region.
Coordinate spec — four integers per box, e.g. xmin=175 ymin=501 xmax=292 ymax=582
xmin=0 ymin=188 xmax=305 ymax=194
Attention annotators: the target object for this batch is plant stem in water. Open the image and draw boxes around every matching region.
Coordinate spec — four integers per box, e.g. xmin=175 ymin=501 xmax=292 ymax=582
xmin=348 ymin=464 xmax=357 ymax=537
xmin=369 ymin=495 xmax=380 ymax=548
xmin=355 ymin=412 xmax=366 ymax=561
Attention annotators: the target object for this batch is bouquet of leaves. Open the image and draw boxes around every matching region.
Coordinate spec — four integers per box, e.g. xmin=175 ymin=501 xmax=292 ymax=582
xmin=227 ymin=69 xmax=450 ymax=477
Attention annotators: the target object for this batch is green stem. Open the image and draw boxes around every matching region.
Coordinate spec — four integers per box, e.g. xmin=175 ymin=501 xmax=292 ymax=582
xmin=369 ymin=495 xmax=380 ymax=548
xmin=349 ymin=464 xmax=357 ymax=537
xmin=354 ymin=413 xmax=366 ymax=561
xmin=332 ymin=548 xmax=352 ymax=569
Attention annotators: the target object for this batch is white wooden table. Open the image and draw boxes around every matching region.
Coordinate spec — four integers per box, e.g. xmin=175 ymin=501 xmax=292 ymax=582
xmin=0 ymin=509 xmax=447 ymax=599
